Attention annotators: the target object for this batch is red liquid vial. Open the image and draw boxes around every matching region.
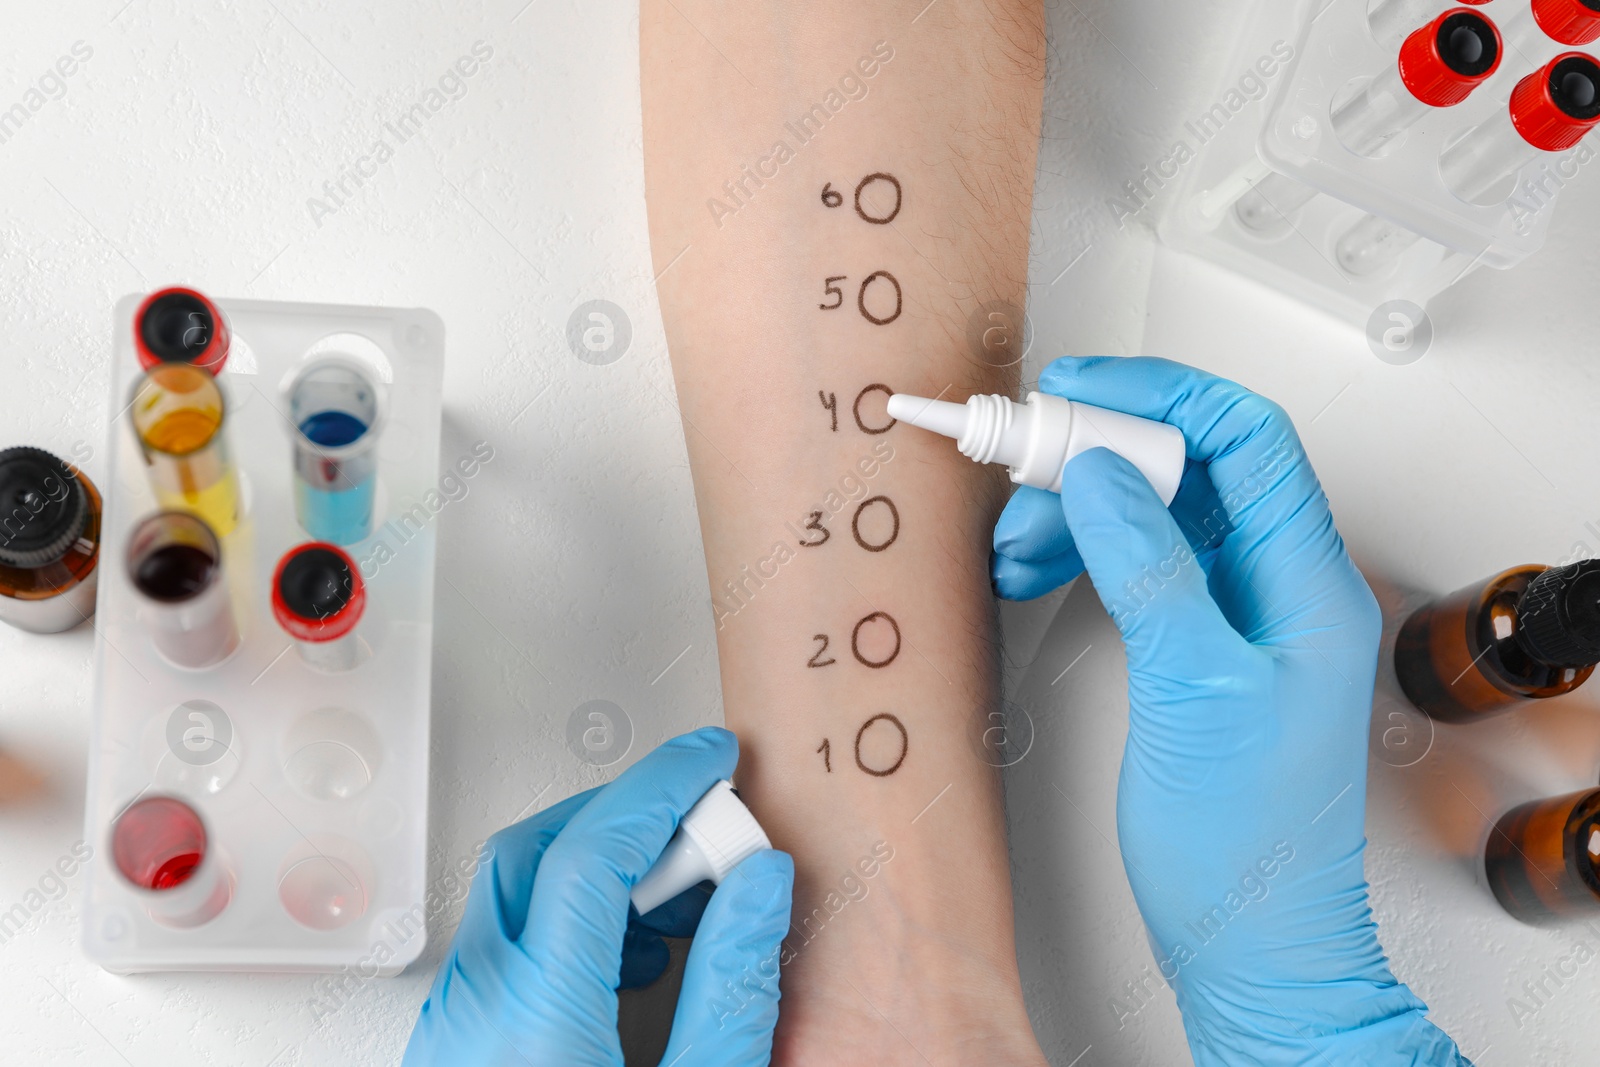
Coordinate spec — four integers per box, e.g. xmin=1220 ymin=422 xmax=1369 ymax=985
xmin=111 ymin=796 xmax=207 ymax=891
xmin=110 ymin=795 xmax=232 ymax=927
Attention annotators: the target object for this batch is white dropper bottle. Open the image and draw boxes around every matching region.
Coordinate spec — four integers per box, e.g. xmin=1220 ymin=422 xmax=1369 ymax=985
xmin=886 ymin=391 xmax=1186 ymax=505
xmin=631 ymin=780 xmax=772 ymax=916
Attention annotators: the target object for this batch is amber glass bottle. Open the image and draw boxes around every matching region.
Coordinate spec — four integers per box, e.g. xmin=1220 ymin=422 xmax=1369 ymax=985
xmin=1486 ymin=788 xmax=1600 ymax=924
xmin=0 ymin=446 xmax=102 ymax=634
xmin=1394 ymin=562 xmax=1600 ymax=722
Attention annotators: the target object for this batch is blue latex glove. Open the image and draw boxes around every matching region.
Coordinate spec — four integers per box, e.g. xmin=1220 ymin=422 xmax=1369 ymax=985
xmin=404 ymin=727 xmax=793 ymax=1067
xmin=994 ymin=357 xmax=1469 ymax=1066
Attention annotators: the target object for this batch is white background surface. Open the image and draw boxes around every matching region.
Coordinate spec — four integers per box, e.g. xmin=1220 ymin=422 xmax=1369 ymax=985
xmin=1 ymin=1 xmax=1597 ymax=1064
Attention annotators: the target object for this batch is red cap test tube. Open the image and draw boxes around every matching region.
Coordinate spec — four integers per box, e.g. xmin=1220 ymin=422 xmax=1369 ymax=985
xmin=133 ymin=287 xmax=231 ymax=376
xmin=271 ymin=542 xmax=366 ymax=672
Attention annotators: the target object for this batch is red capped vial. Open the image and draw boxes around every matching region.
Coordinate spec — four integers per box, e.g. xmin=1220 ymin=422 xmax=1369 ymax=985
xmin=134 ymin=287 xmax=231 ymax=375
xmin=1532 ymin=0 xmax=1600 ymax=46
xmin=1441 ymin=52 xmax=1600 ymax=201
xmin=272 ymin=542 xmax=366 ymax=671
xmin=1369 ymin=0 xmax=1491 ymax=47
xmin=1335 ymin=8 xmax=1503 ymax=156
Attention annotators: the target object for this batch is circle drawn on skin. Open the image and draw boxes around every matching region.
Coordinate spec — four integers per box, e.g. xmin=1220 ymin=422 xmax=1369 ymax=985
xmin=851 ymin=495 xmax=900 ymax=553
xmin=854 ymin=173 xmax=902 ymax=225
xmin=851 ymin=611 xmax=901 ymax=668
xmin=857 ymin=271 xmax=902 ymax=326
xmin=855 ymin=713 xmax=909 ymax=777
xmin=1365 ymin=300 xmax=1432 ymax=365
xmin=853 ymin=384 xmax=897 ymax=435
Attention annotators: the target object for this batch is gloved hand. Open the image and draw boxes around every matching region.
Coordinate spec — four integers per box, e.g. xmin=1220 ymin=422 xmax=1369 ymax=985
xmin=993 ymin=357 xmax=1469 ymax=1066
xmin=404 ymin=727 xmax=793 ymax=1067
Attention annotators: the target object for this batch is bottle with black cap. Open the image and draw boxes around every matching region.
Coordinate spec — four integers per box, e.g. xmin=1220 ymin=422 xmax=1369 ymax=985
xmin=1395 ymin=560 xmax=1600 ymax=722
xmin=0 ymin=446 xmax=102 ymax=634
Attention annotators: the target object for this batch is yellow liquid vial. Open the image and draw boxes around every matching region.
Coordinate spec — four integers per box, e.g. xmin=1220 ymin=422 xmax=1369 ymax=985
xmin=141 ymin=408 xmax=221 ymax=454
xmin=138 ymin=406 xmax=240 ymax=537
xmin=153 ymin=471 xmax=239 ymax=537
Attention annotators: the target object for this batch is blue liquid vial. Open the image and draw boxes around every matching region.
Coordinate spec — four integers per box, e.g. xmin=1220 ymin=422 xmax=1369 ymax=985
xmin=288 ymin=358 xmax=383 ymax=545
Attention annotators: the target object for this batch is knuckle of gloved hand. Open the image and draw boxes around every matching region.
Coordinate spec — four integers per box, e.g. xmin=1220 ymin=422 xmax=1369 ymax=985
xmin=1039 ymin=354 xmax=1084 ymax=384
xmin=1214 ymin=383 xmax=1297 ymax=449
xmin=1216 ymin=388 xmax=1305 ymax=463
xmin=665 ymin=725 xmax=733 ymax=753
xmin=1347 ymin=578 xmax=1383 ymax=639
xmin=538 ymin=829 xmax=636 ymax=899
xmin=1315 ymin=558 xmax=1384 ymax=639
xmin=537 ymin=869 xmax=622 ymax=942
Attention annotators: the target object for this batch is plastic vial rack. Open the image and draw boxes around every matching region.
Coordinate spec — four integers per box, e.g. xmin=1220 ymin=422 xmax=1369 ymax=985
xmin=1160 ymin=0 xmax=1598 ymax=324
xmin=81 ymin=296 xmax=445 ymax=973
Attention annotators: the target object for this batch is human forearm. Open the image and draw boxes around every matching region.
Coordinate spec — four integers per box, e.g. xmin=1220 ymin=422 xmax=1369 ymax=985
xmin=641 ymin=3 xmax=1044 ymax=1062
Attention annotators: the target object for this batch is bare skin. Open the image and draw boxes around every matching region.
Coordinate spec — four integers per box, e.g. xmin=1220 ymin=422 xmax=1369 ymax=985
xmin=641 ymin=4 xmax=1046 ymax=1063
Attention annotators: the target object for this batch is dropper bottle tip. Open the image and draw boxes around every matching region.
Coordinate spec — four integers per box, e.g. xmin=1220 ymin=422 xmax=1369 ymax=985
xmin=887 ymin=394 xmax=970 ymax=441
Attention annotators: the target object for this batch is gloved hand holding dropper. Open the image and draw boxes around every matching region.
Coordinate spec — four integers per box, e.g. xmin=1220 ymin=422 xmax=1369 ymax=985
xmin=906 ymin=356 xmax=1471 ymax=1066
xmin=403 ymin=728 xmax=791 ymax=1067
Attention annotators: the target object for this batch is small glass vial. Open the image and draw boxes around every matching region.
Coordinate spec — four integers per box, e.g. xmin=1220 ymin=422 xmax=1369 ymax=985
xmin=1532 ymin=0 xmax=1600 ymax=46
xmin=1499 ymin=0 xmax=1600 ymax=55
xmin=110 ymin=794 xmax=231 ymax=927
xmin=1369 ymin=0 xmax=1491 ymax=47
xmin=1341 ymin=55 xmax=1600 ymax=283
xmin=286 ymin=356 xmax=383 ymax=545
xmin=1336 ymin=9 xmax=1503 ymax=156
xmin=0 ymin=446 xmax=101 ymax=634
xmin=133 ymin=287 xmax=230 ymax=375
xmin=126 ymin=511 xmax=240 ymax=669
xmin=271 ymin=542 xmax=366 ymax=671
xmin=1395 ymin=561 xmax=1600 ymax=723
xmin=1235 ymin=9 xmax=1501 ymax=233
xmin=130 ymin=363 xmax=241 ymax=536
xmin=1441 ymin=52 xmax=1600 ymax=203
xmin=1485 ymin=788 xmax=1600 ymax=924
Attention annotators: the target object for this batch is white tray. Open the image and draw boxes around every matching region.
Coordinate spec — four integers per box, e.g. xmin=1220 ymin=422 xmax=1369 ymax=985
xmin=81 ymin=296 xmax=444 ymax=973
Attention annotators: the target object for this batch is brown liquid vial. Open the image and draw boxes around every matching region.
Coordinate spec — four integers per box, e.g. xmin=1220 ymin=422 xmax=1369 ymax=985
xmin=0 ymin=447 xmax=102 ymax=634
xmin=1394 ymin=562 xmax=1600 ymax=723
xmin=1486 ymin=788 xmax=1600 ymax=923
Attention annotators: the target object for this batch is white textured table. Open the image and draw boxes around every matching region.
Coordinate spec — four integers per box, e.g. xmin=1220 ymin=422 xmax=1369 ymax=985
xmin=2 ymin=1 xmax=1596 ymax=1063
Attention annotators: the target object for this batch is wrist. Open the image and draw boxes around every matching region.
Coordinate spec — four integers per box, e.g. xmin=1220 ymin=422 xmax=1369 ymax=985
xmin=774 ymin=927 xmax=1046 ymax=1067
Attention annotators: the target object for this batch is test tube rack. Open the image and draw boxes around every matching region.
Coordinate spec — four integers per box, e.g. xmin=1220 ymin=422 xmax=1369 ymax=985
xmin=81 ymin=297 xmax=445 ymax=973
xmin=1160 ymin=0 xmax=1589 ymax=324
